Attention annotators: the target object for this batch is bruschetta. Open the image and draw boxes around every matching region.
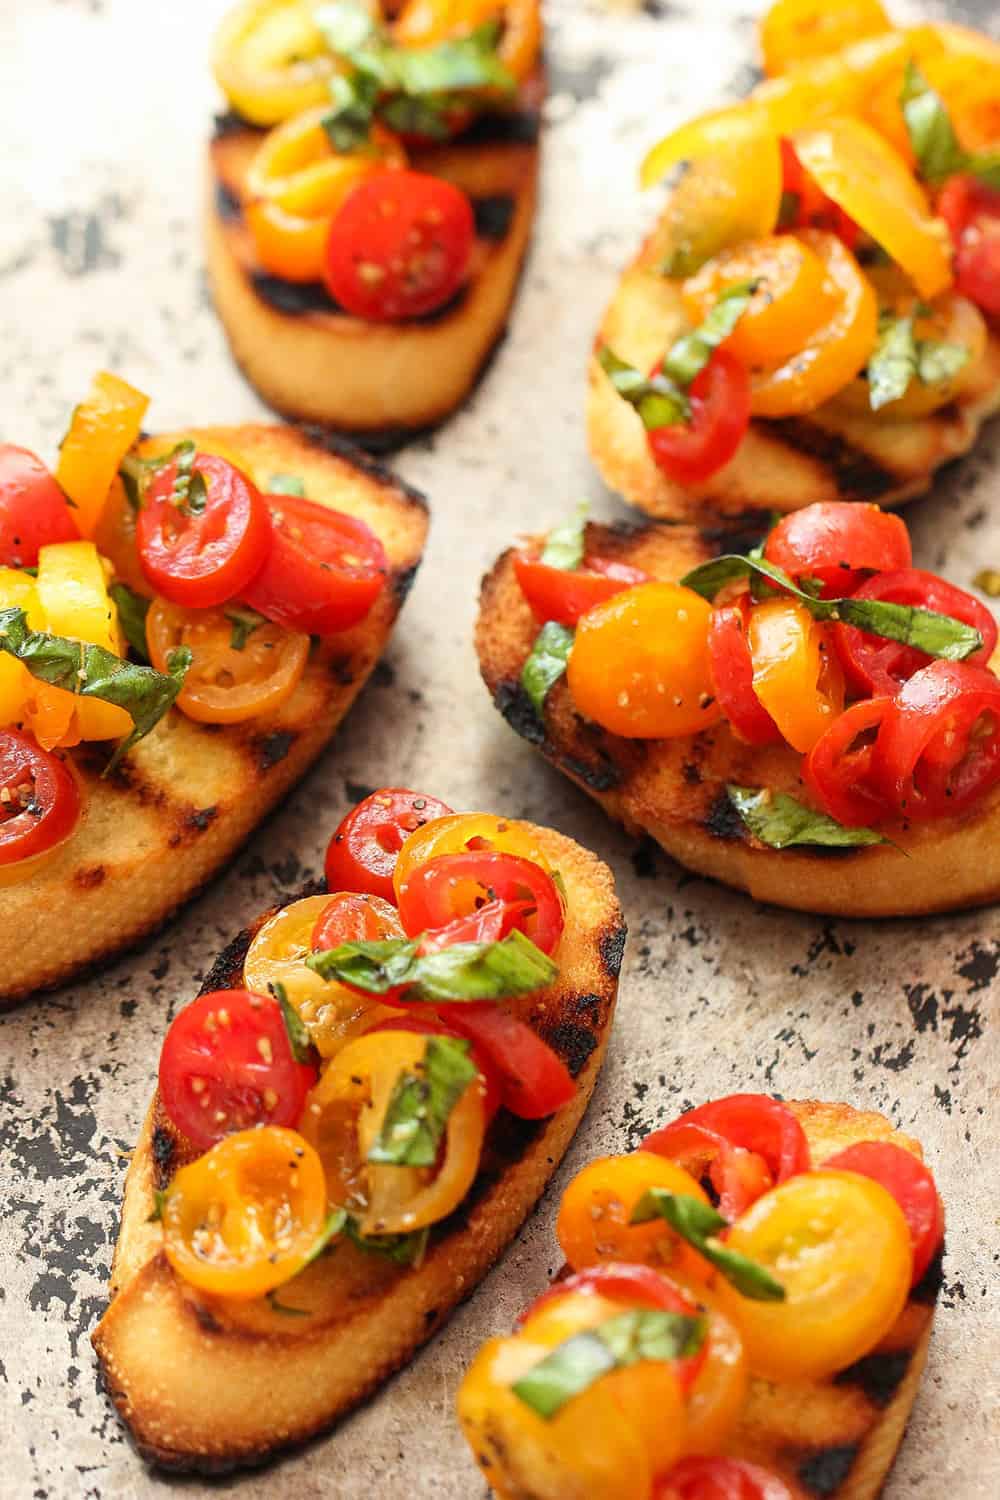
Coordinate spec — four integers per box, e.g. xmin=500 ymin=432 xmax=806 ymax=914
xmin=93 ymin=789 xmax=625 ymax=1471
xmin=587 ymin=0 xmax=1000 ymax=521
xmin=477 ymin=499 xmax=1000 ymax=916
xmin=459 ymin=1092 xmax=944 ymax=1500
xmin=207 ymin=0 xmax=542 ymax=445
xmin=0 ymin=375 xmax=427 ymax=1003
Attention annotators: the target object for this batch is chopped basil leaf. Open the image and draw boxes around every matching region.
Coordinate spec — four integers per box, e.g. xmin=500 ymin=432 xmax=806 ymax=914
xmin=900 ymin=61 xmax=1000 ymax=191
xmin=598 ymin=347 xmax=689 ymax=431
xmin=267 ymin=1290 xmax=312 ymax=1317
xmin=269 ymin=980 xmax=318 ymax=1067
xmin=307 ymin=927 xmax=558 ymax=1003
xmin=512 ymin=1309 xmax=707 ymax=1419
xmin=868 ymin=312 xmax=968 ymax=411
xmin=108 ymin=583 xmax=151 ymax=663
xmin=146 ymin=1188 xmax=168 ymax=1224
xmin=118 ymin=440 xmax=191 ymax=511
xmin=323 ymin=70 xmax=381 ymax=151
xmin=630 ymin=1190 xmax=786 ymax=1300
xmin=917 ymin=338 xmax=970 ymax=387
xmin=521 ymin=621 xmax=574 ymax=718
xmin=973 ymin=568 xmax=1000 ymax=598
xmin=727 ymin=785 xmax=886 ymax=850
xmin=661 ymin=280 xmax=757 ymax=390
xmin=268 ymin=472 xmax=306 ymax=498
xmin=224 ymin=604 xmax=268 ymax=652
xmin=540 ymin=503 xmax=588 ymax=572
xmin=0 ymin=607 xmax=191 ymax=772
xmin=369 ymin=1036 xmax=477 ymax=1168
xmin=343 ymin=1217 xmax=429 ymax=1267
xmin=303 ymin=1206 xmax=349 ymax=1267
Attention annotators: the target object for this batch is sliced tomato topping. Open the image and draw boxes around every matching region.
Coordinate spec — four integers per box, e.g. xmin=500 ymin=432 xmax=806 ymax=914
xmin=368 ymin=1013 xmax=503 ymax=1123
xmin=440 ymin=1003 xmax=576 ymax=1120
xmin=311 ymin=890 xmax=405 ymax=952
xmin=803 ymin=696 xmax=893 ymax=826
xmin=779 ymin=137 xmax=860 ymax=249
xmin=158 ymin=988 xmax=319 ymax=1150
xmin=513 ymin=551 xmax=651 ymax=627
xmin=0 ymin=729 xmax=81 ymax=867
xmin=823 ymin=1140 xmax=944 ymax=1286
xmin=708 ymin=596 xmax=782 ymax=746
xmin=764 ymin=501 xmax=911 ymax=598
xmin=324 ymin=790 xmax=454 ymax=903
xmin=647 ymin=348 xmax=751 ymax=486
xmin=397 ymin=849 xmax=565 ymax=956
xmin=0 ymin=446 xmax=78 ymax=568
xmin=656 ymin=1455 xmax=795 ymax=1500
xmin=833 ymin=568 xmax=997 ymax=697
xmin=873 ymin=660 xmax=1000 ymax=820
xmin=938 ymin=174 xmax=1000 ymax=316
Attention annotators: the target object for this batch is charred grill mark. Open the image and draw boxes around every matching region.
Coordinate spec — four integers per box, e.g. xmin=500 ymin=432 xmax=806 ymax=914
xmin=773 ymin=418 xmax=900 ymax=501
xmin=392 ymin=562 xmax=420 ymax=604
xmin=460 ymin=107 xmax=540 ymax=146
xmin=541 ymin=1021 xmax=598 ymax=1078
xmin=473 ymin=194 xmax=515 ymax=240
xmin=494 ymin=679 xmax=547 ymax=747
xmin=599 ymin=923 xmax=627 ymax=979
xmin=559 ymin=752 xmax=622 ymax=794
xmin=835 ymin=1348 xmax=912 ymax=1408
xmin=199 ymin=925 xmax=256 ymax=996
xmin=912 ymin=1242 xmax=946 ymax=1305
xmin=212 ymin=109 xmax=255 ymax=140
xmin=250 ymin=273 xmax=335 ymax=317
xmin=255 ymin=730 xmax=296 ymax=771
xmin=73 ymin=864 xmax=106 ymax=890
xmin=701 ymin=510 xmax=775 ymax=554
xmin=186 ymin=806 xmax=218 ymax=833
xmin=151 ymin=1127 xmax=176 ymax=1175
xmin=214 ymin=180 xmax=242 ymax=223
xmin=797 ymin=1444 xmax=861 ymax=1496
xmin=704 ymin=790 xmax=747 ymax=843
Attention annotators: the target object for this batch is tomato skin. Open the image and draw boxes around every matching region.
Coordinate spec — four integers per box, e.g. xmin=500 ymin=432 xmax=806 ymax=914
xmin=748 ymin=597 xmax=845 ymax=753
xmin=324 ymin=170 xmax=474 ymax=321
xmin=397 ymin=850 xmax=565 ymax=956
xmin=158 ymin=988 xmax=319 ymax=1150
xmin=647 ymin=349 xmax=751 ymax=486
xmin=823 ymin=1141 xmax=944 ymax=1287
xmin=557 ymin=1152 xmax=714 ymax=1281
xmin=803 ymin=696 xmax=893 ymax=827
xmin=938 ymin=174 xmax=1000 ymax=316
xmin=243 ymin=493 xmax=387 ymax=636
xmin=764 ymin=501 xmax=911 ymax=597
xmin=873 ymin=660 xmax=1000 ymax=820
xmin=708 ymin=597 xmax=781 ymax=746
xmin=137 ymin=453 xmax=272 ymax=609
xmin=324 ymin=789 xmax=454 ymax=902
xmin=513 ymin=550 xmax=650 ymax=627
xmin=0 ymin=447 xmax=78 ymax=568
xmin=656 ymin=1455 xmax=794 ymax=1500
xmin=368 ymin=1013 xmax=503 ymax=1124
xmin=147 ymin=600 xmax=310 ymax=725
xmin=441 ymin=1002 xmax=576 ymax=1119
xmin=833 ymin=568 xmax=997 ymax=698
xmin=779 ymin=137 xmax=860 ymax=249
xmin=0 ymin=729 xmax=82 ymax=867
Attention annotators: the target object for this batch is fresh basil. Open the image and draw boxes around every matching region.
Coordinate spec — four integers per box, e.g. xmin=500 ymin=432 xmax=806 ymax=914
xmin=269 ymin=980 xmax=318 ymax=1067
xmin=118 ymin=440 xmax=191 ymax=511
xmin=303 ymin=1206 xmax=349 ymax=1267
xmin=369 ymin=1035 xmax=478 ymax=1168
xmin=0 ymin=607 xmax=191 ymax=771
xmin=323 ymin=70 xmax=382 ymax=151
xmin=521 ymin=621 xmax=574 ymax=718
xmin=900 ymin=61 xmax=1000 ymax=191
xmin=512 ymin=1309 xmax=707 ymax=1420
xmin=344 ymin=1217 xmax=429 ymax=1267
xmin=598 ymin=347 xmax=689 ymax=431
xmin=661 ymin=280 xmax=758 ymax=389
xmin=146 ymin=1187 xmax=169 ymax=1224
xmin=267 ymin=1291 xmax=311 ymax=1316
xmin=540 ymin=502 xmax=588 ymax=572
xmin=307 ymin=927 xmax=558 ymax=1003
xmin=109 ymin=583 xmax=151 ymax=663
xmin=727 ymin=785 xmax=886 ymax=849
xmin=268 ymin=472 xmax=306 ymax=498
xmin=630 ymin=1190 xmax=786 ymax=1301
xmin=867 ymin=312 xmax=969 ymax=411
xmin=224 ymin=604 xmax=268 ymax=651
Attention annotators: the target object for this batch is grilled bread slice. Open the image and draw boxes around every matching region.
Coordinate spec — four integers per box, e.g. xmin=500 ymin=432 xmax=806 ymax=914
xmin=207 ymin=93 xmax=541 ymax=447
xmin=92 ymin=822 xmax=625 ymax=1472
xmin=477 ymin=520 xmax=1000 ymax=916
xmin=0 ymin=424 xmax=427 ymax=1006
xmin=587 ymin=255 xmax=1000 ymax=523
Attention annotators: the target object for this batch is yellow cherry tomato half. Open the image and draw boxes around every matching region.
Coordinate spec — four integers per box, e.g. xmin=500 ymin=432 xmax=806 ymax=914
xmin=567 ymin=585 xmax=721 ymax=741
xmin=683 ymin=1296 xmax=749 ymax=1455
xmin=211 ymin=0 xmax=358 ymax=127
xmin=35 ymin=540 xmax=133 ymax=744
xmin=162 ymin=1126 xmax=327 ymax=1300
xmin=752 ymin=32 xmax=913 ymax=136
xmin=394 ymin=0 xmax=542 ymax=83
xmin=759 ymin=0 xmax=891 ymax=79
xmin=836 ymin=289 xmax=988 ymax=420
xmin=712 ymin=1170 xmax=912 ymax=1382
xmin=748 ymin=597 xmax=845 ymax=754
xmin=56 ymin=371 xmax=150 ymax=538
xmin=392 ymin=811 xmax=554 ymax=900
xmin=147 ymin=600 xmax=310 ymax=725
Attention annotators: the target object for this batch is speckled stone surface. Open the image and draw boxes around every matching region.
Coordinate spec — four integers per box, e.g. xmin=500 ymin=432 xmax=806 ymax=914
xmin=1 ymin=0 xmax=998 ymax=1495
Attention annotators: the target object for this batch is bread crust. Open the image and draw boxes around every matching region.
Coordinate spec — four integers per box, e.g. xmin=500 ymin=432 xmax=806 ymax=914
xmin=0 ymin=424 xmax=428 ymax=1005
xmin=92 ymin=821 xmax=626 ymax=1472
xmin=476 ymin=521 xmax=1000 ymax=916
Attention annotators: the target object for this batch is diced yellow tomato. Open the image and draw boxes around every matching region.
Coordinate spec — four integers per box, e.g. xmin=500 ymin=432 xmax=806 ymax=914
xmin=35 ymin=541 xmax=132 ymax=743
xmin=0 ymin=569 xmax=45 ymax=726
xmin=759 ymin=0 xmax=892 ymax=79
xmin=56 ymin=372 xmax=149 ymax=538
xmin=748 ymin=598 xmax=845 ymax=753
xmin=211 ymin=0 xmax=346 ymax=127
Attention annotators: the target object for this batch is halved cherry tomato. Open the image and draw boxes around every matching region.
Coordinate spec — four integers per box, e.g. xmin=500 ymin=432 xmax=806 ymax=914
xmin=436 ymin=1002 xmax=575 ymax=1119
xmin=244 ymin=492 xmax=387 ymax=637
xmin=158 ymin=988 xmax=319 ymax=1150
xmin=823 ymin=1141 xmax=944 ymax=1286
xmin=708 ymin=597 xmax=781 ymax=747
xmin=0 ymin=447 xmax=78 ymax=568
xmin=397 ymin=850 xmax=564 ymax=955
xmin=0 ymin=729 xmax=81 ymax=870
xmin=325 ymin=789 xmax=454 ymax=902
xmin=833 ymin=569 xmax=998 ymax=698
xmin=370 ymin=1013 xmax=503 ymax=1123
xmin=416 ymin=893 xmax=536 ymax=953
xmin=161 ymin=1125 xmax=327 ymax=1299
xmin=873 ymin=661 xmax=1000 ymax=820
xmin=392 ymin=811 xmax=553 ymax=898
xmin=556 ymin=1152 xmax=713 ymax=1283
xmin=779 ymin=137 xmax=859 ymax=248
xmin=567 ymin=583 xmax=722 ymax=739
xmin=55 ymin=371 xmax=149 ymax=538
xmin=803 ymin=697 xmax=892 ymax=827
xmin=764 ymin=501 xmax=911 ymax=597
xmin=137 ymin=453 xmax=272 ymax=609
xmin=324 ymin=170 xmax=474 ymax=321
xmin=647 ymin=349 xmax=751 ymax=486
xmin=513 ymin=550 xmax=650 ymax=627
xmin=759 ymin=0 xmax=891 ymax=78
xmin=713 ymin=1170 xmax=912 ymax=1381
xmin=312 ymin=889 xmax=407 ymax=952
xmin=147 ymin=600 xmax=309 ymax=725
xmin=644 ymin=1094 xmax=811 ymax=1222
xmin=748 ymin=597 xmax=845 ymax=753
xmin=211 ymin=0 xmax=341 ymax=127
xmin=938 ymin=175 xmax=1000 ymax=317
xmin=657 ymin=1456 xmax=794 ymax=1500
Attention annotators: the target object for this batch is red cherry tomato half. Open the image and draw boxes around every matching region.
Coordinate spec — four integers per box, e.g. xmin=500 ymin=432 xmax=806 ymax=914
xmin=310 ymin=889 xmax=405 ymax=952
xmin=158 ymin=988 xmax=319 ymax=1150
xmin=324 ymin=789 xmax=454 ymax=902
xmin=779 ymin=137 xmax=860 ymax=251
xmin=647 ymin=348 xmax=751 ymax=487
xmin=513 ymin=551 xmax=651 ymax=627
xmin=656 ymin=1455 xmax=794 ymax=1500
xmin=708 ymin=596 xmax=781 ymax=746
xmin=803 ymin=696 xmax=892 ymax=827
xmin=0 ymin=446 xmax=79 ymax=568
xmin=440 ymin=1002 xmax=576 ymax=1120
xmin=397 ymin=850 xmax=565 ymax=956
xmin=243 ymin=493 xmax=387 ymax=636
xmin=324 ymin=169 xmax=474 ymax=321
xmin=417 ymin=895 xmax=537 ymax=953
xmin=833 ymin=568 xmax=997 ymax=698
xmin=938 ymin=175 xmax=1000 ymax=316
xmin=644 ymin=1094 xmax=811 ymax=1220
xmin=873 ymin=660 xmax=1000 ymax=820
xmin=367 ymin=1013 xmax=503 ymax=1123
xmin=519 ymin=1264 xmax=707 ymax=1392
xmin=764 ymin=501 xmax=911 ymax=597
xmin=0 ymin=729 xmax=82 ymax=866
xmin=822 ymin=1140 xmax=944 ymax=1287
xmin=137 ymin=453 xmax=272 ymax=609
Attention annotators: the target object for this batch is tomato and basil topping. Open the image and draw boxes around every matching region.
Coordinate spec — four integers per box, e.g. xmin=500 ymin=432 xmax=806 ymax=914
xmin=0 ymin=729 xmax=82 ymax=870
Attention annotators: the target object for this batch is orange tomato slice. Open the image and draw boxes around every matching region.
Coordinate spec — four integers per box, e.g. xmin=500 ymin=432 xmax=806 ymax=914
xmin=759 ymin=0 xmax=892 ymax=78
xmin=748 ymin=598 xmax=845 ymax=754
xmin=56 ymin=371 xmax=150 ymax=538
xmin=147 ymin=600 xmax=309 ymax=725
xmin=211 ymin=0 xmax=347 ymax=127
xmin=392 ymin=811 xmax=554 ymax=901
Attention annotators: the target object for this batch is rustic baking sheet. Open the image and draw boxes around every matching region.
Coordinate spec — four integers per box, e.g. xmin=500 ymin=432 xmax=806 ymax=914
xmin=1 ymin=0 xmax=997 ymax=1494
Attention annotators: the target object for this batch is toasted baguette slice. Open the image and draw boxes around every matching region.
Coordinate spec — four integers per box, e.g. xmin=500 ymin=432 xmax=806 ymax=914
xmin=0 ymin=425 xmax=427 ymax=1005
xmin=587 ymin=256 xmax=1000 ymax=523
xmin=477 ymin=520 xmax=1000 ymax=916
xmin=207 ymin=95 xmax=541 ymax=447
xmin=92 ymin=822 xmax=625 ymax=1472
